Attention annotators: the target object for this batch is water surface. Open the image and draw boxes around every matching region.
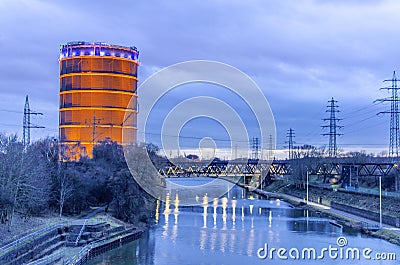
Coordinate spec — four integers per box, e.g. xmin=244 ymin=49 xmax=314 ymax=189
xmin=89 ymin=178 xmax=400 ymax=264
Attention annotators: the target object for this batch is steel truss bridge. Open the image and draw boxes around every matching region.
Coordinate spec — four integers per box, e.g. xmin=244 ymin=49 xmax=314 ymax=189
xmin=157 ymin=160 xmax=400 ymax=188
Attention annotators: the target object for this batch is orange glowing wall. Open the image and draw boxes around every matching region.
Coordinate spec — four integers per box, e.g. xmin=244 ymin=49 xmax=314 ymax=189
xmin=59 ymin=42 xmax=139 ymax=158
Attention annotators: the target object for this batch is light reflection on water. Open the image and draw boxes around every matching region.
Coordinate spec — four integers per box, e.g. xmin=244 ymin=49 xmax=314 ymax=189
xmin=89 ymin=178 xmax=400 ymax=265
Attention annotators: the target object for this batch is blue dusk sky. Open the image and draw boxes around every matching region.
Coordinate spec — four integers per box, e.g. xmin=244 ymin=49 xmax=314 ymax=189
xmin=0 ymin=0 xmax=399 ymax=157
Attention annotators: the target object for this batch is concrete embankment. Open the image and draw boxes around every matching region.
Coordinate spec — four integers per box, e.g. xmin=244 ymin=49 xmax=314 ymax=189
xmin=241 ymin=184 xmax=400 ymax=246
xmin=0 ymin=224 xmax=65 ymax=265
xmin=0 ymin=214 xmax=144 ymax=265
xmin=62 ymin=228 xmax=143 ymax=265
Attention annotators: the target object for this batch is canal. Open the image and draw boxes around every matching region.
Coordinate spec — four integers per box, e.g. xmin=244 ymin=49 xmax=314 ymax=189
xmin=89 ymin=178 xmax=400 ymax=264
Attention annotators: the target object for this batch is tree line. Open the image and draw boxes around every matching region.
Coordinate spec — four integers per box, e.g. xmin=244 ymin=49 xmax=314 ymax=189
xmin=0 ymin=134 xmax=157 ymax=231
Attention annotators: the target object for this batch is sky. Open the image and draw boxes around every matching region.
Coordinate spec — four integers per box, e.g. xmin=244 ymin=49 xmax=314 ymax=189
xmin=1 ymin=0 xmax=400 ymax=158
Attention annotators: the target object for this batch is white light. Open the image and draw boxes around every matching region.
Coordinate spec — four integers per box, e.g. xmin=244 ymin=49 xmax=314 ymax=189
xmin=90 ymin=51 xmax=94 ymax=55
xmin=100 ymin=51 xmax=105 ymax=56
xmin=72 ymin=52 xmax=76 ymax=56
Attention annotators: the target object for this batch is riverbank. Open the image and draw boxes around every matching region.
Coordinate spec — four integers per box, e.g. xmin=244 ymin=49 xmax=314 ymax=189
xmin=59 ymin=217 xmax=144 ymax=265
xmin=0 ymin=208 xmax=146 ymax=265
xmin=53 ymin=213 xmax=145 ymax=265
xmin=0 ymin=206 xmax=112 ymax=248
xmin=86 ymin=180 xmax=400 ymax=265
xmin=248 ymin=181 xmax=400 ymax=246
xmin=0 ymin=215 xmax=72 ymax=247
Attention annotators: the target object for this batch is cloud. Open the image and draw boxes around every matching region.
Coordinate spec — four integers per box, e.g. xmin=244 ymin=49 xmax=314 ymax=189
xmin=0 ymin=0 xmax=398 ymax=153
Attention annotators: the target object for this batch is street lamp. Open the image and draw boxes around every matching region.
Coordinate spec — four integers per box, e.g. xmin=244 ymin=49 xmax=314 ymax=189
xmin=306 ymin=170 xmax=309 ymax=205
xmin=306 ymin=170 xmax=310 ymax=231
xmin=379 ymin=176 xmax=382 ymax=228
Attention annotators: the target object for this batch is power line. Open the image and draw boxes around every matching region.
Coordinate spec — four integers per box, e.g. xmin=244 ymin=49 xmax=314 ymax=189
xmin=23 ymin=95 xmax=45 ymax=146
xmin=0 ymin=123 xmax=21 ymax=127
xmin=145 ymin=130 xmax=387 ymax=148
xmin=85 ymin=110 xmax=103 ymax=144
xmin=345 ymin=119 xmax=387 ymax=135
xmin=268 ymin=134 xmax=273 ymax=160
xmin=285 ymin=128 xmax=295 ymax=160
xmin=322 ymin=97 xmax=342 ymax=157
xmin=278 ymin=142 xmax=387 ymax=146
xmin=375 ymin=71 xmax=400 ymax=157
xmin=251 ymin=137 xmax=260 ymax=159
xmin=145 ymin=131 xmax=270 ymax=145
xmin=340 ymin=101 xmax=382 ymax=119
xmin=299 ymin=101 xmax=384 ymax=143
xmin=0 ymin=109 xmax=22 ymax=114
xmin=341 ymin=113 xmax=380 ymax=128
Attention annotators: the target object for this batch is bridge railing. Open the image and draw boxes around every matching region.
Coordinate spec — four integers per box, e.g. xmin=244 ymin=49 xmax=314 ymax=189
xmin=158 ymin=161 xmax=292 ymax=178
xmin=74 ymin=219 xmax=88 ymax=246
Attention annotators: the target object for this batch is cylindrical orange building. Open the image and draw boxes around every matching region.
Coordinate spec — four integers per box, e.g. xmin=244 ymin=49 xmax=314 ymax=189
xmin=59 ymin=41 xmax=139 ymax=158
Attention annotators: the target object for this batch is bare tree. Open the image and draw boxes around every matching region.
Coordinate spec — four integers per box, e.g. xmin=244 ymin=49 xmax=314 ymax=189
xmin=55 ymin=171 xmax=74 ymax=218
xmin=0 ymin=135 xmax=53 ymax=229
xmin=0 ymin=134 xmax=24 ymax=230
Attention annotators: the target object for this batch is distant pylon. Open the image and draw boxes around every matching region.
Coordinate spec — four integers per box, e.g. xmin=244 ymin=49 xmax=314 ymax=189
xmin=268 ymin=134 xmax=273 ymax=160
xmin=286 ymin=128 xmax=295 ymax=160
xmin=251 ymin=137 xmax=260 ymax=159
xmin=23 ymin=95 xmax=44 ymax=146
xmin=322 ymin=98 xmax=342 ymax=157
xmin=375 ymin=71 xmax=400 ymax=157
xmin=85 ymin=110 xmax=103 ymax=145
xmin=234 ymin=144 xmax=238 ymax=160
